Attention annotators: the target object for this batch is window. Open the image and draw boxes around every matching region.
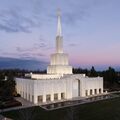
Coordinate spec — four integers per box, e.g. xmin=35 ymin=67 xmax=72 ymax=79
xmin=94 ymin=89 xmax=97 ymax=94
xmin=99 ymin=88 xmax=102 ymax=94
xmin=29 ymin=94 xmax=30 ymax=100
xmin=26 ymin=93 xmax=27 ymax=99
xmin=85 ymin=90 xmax=88 ymax=96
xmin=90 ymin=89 xmax=93 ymax=95
xmin=61 ymin=93 xmax=65 ymax=99
xmin=32 ymin=95 xmax=34 ymax=102
xmin=38 ymin=95 xmax=43 ymax=103
xmin=23 ymin=92 xmax=24 ymax=97
xmin=54 ymin=93 xmax=58 ymax=100
xmin=46 ymin=94 xmax=51 ymax=102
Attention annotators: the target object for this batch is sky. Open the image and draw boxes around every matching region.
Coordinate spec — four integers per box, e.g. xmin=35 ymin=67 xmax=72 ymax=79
xmin=0 ymin=0 xmax=120 ymax=70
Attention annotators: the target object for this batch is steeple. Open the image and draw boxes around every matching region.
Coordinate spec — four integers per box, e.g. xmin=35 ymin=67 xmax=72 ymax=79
xmin=57 ymin=9 xmax=62 ymax=36
xmin=56 ymin=9 xmax=63 ymax=53
xmin=47 ymin=9 xmax=73 ymax=75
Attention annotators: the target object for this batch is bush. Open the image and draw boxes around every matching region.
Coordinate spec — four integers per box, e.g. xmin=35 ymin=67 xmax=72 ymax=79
xmin=15 ymin=93 xmax=21 ymax=97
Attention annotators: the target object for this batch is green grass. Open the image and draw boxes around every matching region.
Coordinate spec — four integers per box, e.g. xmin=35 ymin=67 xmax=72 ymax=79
xmin=1 ymin=97 xmax=120 ymax=120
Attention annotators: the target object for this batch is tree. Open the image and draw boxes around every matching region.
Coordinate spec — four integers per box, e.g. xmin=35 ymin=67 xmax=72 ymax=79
xmin=103 ymin=67 xmax=116 ymax=85
xmin=0 ymin=74 xmax=16 ymax=99
xmin=89 ymin=66 xmax=98 ymax=77
xmin=6 ymin=75 xmax=16 ymax=96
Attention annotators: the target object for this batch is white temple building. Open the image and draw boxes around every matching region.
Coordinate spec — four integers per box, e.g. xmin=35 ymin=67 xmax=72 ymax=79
xmin=16 ymin=10 xmax=103 ymax=104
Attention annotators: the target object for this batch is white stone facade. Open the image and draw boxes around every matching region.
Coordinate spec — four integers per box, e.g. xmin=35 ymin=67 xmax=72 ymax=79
xmin=16 ymin=74 xmax=103 ymax=104
xmin=47 ymin=37 xmax=72 ymax=75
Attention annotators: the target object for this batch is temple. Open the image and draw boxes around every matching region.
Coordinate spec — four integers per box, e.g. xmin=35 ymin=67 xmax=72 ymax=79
xmin=47 ymin=9 xmax=72 ymax=75
xmin=16 ymin=10 xmax=103 ymax=104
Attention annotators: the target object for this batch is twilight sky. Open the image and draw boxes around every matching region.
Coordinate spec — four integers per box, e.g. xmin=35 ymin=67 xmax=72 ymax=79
xmin=0 ymin=0 xmax=120 ymax=70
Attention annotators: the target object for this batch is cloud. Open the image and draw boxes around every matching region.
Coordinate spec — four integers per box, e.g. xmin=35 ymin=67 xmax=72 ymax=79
xmin=1 ymin=50 xmax=45 ymax=61
xmin=0 ymin=0 xmax=43 ymax=33
xmin=68 ymin=43 xmax=78 ymax=47
xmin=0 ymin=34 xmax=50 ymax=60
xmin=14 ymin=40 xmax=47 ymax=59
xmin=18 ymin=52 xmax=45 ymax=60
xmin=1 ymin=52 xmax=19 ymax=56
xmin=16 ymin=42 xmax=47 ymax=53
xmin=0 ymin=0 xmax=110 ymax=32
xmin=0 ymin=9 xmax=33 ymax=32
xmin=61 ymin=0 xmax=110 ymax=25
xmin=0 ymin=56 xmax=48 ymax=70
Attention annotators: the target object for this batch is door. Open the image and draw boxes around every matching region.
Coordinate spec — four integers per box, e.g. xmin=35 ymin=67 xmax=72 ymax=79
xmin=72 ymin=79 xmax=80 ymax=97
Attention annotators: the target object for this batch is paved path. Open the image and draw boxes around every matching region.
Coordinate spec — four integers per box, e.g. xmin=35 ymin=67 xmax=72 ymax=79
xmin=1 ymin=92 xmax=120 ymax=112
xmin=41 ymin=93 xmax=120 ymax=111
xmin=15 ymin=97 xmax=34 ymax=106
xmin=0 ymin=97 xmax=36 ymax=113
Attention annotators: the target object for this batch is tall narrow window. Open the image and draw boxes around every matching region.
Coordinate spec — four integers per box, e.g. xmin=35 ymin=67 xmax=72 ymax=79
xmin=94 ymin=89 xmax=97 ymax=94
xmin=32 ymin=95 xmax=34 ymax=102
xmin=61 ymin=93 xmax=65 ymax=99
xmin=99 ymin=88 xmax=102 ymax=94
xmin=29 ymin=94 xmax=30 ymax=100
xmin=54 ymin=93 xmax=58 ymax=100
xmin=38 ymin=95 xmax=43 ymax=103
xmin=26 ymin=93 xmax=27 ymax=99
xmin=23 ymin=92 xmax=24 ymax=97
xmin=85 ymin=90 xmax=88 ymax=96
xmin=90 ymin=89 xmax=92 ymax=95
xmin=46 ymin=94 xmax=51 ymax=102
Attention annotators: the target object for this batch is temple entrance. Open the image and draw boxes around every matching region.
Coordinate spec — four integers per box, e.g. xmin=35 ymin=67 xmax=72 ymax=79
xmin=72 ymin=79 xmax=80 ymax=97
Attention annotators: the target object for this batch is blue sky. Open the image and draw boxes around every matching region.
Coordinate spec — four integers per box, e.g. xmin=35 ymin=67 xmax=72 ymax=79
xmin=0 ymin=0 xmax=120 ymax=70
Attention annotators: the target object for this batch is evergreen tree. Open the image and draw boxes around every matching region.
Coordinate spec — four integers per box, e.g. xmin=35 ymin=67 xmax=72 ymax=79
xmin=89 ymin=66 xmax=98 ymax=77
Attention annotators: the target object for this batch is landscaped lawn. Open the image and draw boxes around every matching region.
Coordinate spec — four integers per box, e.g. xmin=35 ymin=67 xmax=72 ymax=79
xmin=1 ymin=97 xmax=120 ymax=120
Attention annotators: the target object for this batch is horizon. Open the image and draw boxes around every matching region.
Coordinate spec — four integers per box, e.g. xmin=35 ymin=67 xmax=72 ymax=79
xmin=0 ymin=0 xmax=120 ymax=70
xmin=0 ymin=56 xmax=119 ymax=71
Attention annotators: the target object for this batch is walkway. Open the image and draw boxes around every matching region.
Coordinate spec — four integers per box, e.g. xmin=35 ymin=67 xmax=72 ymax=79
xmin=41 ymin=92 xmax=120 ymax=111
xmin=15 ymin=97 xmax=34 ymax=106
xmin=0 ymin=97 xmax=36 ymax=113
xmin=1 ymin=92 xmax=120 ymax=112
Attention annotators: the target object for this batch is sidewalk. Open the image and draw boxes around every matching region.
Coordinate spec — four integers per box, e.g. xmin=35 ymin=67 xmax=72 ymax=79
xmin=0 ymin=97 xmax=36 ymax=113
xmin=15 ymin=97 xmax=34 ymax=106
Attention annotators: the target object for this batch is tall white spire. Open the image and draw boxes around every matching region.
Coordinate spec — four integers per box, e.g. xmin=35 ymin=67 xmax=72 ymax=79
xmin=56 ymin=9 xmax=63 ymax=53
xmin=47 ymin=9 xmax=73 ymax=75
xmin=57 ymin=9 xmax=62 ymax=36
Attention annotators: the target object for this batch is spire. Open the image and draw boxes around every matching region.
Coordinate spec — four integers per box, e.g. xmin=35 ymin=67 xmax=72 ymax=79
xmin=57 ymin=9 xmax=62 ymax=36
xmin=56 ymin=9 xmax=63 ymax=53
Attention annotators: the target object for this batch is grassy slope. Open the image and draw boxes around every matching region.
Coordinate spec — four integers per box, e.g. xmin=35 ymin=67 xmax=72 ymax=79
xmin=2 ymin=97 xmax=120 ymax=120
